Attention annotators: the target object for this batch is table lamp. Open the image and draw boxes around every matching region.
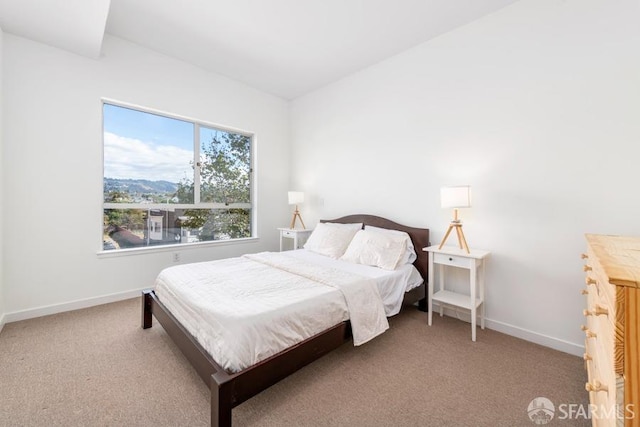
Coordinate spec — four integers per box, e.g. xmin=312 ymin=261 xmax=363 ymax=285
xmin=438 ymin=185 xmax=471 ymax=253
xmin=288 ymin=191 xmax=306 ymax=229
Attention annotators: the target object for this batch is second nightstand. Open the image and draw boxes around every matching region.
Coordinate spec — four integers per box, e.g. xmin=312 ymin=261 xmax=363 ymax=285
xmin=278 ymin=228 xmax=313 ymax=251
xmin=423 ymin=245 xmax=490 ymax=341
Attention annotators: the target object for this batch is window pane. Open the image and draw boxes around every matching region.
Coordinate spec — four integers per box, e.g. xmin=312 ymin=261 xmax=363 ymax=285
xmin=102 ymin=102 xmax=254 ymax=252
xmin=199 ymin=126 xmax=251 ymax=204
xmin=103 ymin=208 xmax=251 ymax=250
xmin=103 ymin=103 xmax=194 ymax=204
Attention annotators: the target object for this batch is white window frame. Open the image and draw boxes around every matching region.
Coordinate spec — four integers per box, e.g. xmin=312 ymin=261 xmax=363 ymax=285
xmin=99 ymin=99 xmax=257 ymax=254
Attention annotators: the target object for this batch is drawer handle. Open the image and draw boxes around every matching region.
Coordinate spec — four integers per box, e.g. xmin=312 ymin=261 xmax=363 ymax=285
xmin=581 ymin=253 xmax=589 ymax=259
xmin=449 ymin=257 xmax=453 ymax=261
xmin=585 ymin=381 xmax=608 ymax=393
xmin=585 ymin=277 xmax=597 ymax=286
xmin=584 ymin=305 xmax=609 ymax=317
xmin=581 ymin=325 xmax=597 ymax=339
xmin=583 ymin=265 xmax=592 ymax=272
xmin=581 ymin=289 xmax=589 ymax=295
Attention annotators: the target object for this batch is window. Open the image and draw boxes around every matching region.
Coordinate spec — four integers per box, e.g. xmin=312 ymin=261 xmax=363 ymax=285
xmin=102 ymin=101 xmax=253 ymax=251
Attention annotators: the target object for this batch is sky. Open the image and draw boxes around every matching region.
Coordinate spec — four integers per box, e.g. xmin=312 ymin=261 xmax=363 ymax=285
xmin=103 ymin=103 xmax=194 ymax=183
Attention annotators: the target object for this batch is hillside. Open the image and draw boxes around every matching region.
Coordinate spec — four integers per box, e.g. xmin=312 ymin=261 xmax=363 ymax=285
xmin=103 ymin=178 xmax=178 ymax=195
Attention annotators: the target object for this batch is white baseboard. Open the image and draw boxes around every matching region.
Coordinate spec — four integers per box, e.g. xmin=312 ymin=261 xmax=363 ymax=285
xmin=3 ymin=288 xmax=147 ymax=324
xmin=484 ymin=318 xmax=583 ymax=357
xmin=433 ymin=304 xmax=584 ymax=357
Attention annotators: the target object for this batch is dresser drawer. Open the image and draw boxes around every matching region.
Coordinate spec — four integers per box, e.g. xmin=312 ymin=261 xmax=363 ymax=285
xmin=434 ymin=253 xmax=473 ymax=268
xmin=587 ymin=319 xmax=615 ymax=385
xmin=585 ymin=337 xmax=618 ymax=427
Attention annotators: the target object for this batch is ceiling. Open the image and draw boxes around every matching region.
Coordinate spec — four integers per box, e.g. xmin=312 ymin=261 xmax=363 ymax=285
xmin=0 ymin=0 xmax=519 ymax=99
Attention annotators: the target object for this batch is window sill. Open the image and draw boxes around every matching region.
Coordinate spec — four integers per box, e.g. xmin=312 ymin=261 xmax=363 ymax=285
xmin=96 ymin=236 xmax=260 ymax=258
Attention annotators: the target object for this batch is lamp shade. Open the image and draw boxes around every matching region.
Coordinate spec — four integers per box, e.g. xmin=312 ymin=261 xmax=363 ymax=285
xmin=288 ymin=191 xmax=304 ymax=205
xmin=441 ymin=186 xmax=470 ymax=209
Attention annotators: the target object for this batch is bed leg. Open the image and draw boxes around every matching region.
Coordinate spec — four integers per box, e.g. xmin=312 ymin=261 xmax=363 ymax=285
xmin=211 ymin=374 xmax=232 ymax=427
xmin=142 ymin=290 xmax=153 ymax=329
xmin=417 ymin=296 xmax=427 ymax=312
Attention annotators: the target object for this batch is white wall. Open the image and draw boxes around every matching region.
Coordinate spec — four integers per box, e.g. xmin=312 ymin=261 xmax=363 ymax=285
xmin=291 ymin=0 xmax=640 ymax=355
xmin=2 ymin=34 xmax=290 ymax=319
xmin=0 ymin=27 xmax=5 ymax=331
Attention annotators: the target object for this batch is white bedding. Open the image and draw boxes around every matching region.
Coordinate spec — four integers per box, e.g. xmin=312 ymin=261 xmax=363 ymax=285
xmin=154 ymin=250 xmax=423 ymax=373
xmin=286 ymin=250 xmax=423 ymax=316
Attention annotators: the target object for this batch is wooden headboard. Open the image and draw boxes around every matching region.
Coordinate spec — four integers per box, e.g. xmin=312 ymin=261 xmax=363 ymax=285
xmin=320 ymin=214 xmax=430 ymax=282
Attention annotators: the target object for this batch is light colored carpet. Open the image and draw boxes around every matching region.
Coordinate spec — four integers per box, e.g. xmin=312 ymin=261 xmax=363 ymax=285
xmin=0 ymin=298 xmax=589 ymax=426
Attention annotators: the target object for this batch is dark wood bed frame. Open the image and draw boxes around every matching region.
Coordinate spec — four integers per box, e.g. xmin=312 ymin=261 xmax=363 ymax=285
xmin=142 ymin=214 xmax=429 ymax=426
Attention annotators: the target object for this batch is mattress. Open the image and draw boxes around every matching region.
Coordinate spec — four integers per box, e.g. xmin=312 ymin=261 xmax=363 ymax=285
xmin=154 ymin=250 xmax=423 ymax=373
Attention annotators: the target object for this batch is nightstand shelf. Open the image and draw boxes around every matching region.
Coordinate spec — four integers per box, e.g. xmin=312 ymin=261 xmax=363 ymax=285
xmin=432 ymin=290 xmax=482 ymax=311
xmin=423 ymin=245 xmax=490 ymax=341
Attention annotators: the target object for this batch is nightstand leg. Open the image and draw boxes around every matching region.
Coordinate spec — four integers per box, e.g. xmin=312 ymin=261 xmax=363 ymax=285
xmin=438 ymin=265 xmax=444 ymax=317
xmin=480 ymin=262 xmax=485 ymax=330
xmin=428 ymin=252 xmax=434 ymax=326
xmin=471 ymin=261 xmax=477 ymax=342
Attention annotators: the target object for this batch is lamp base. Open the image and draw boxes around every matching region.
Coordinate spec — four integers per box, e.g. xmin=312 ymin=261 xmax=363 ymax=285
xmin=438 ymin=221 xmax=470 ymax=253
xmin=290 ymin=207 xmax=306 ymax=229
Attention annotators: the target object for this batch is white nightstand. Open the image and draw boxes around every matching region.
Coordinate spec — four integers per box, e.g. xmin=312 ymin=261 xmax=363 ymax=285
xmin=278 ymin=228 xmax=313 ymax=251
xmin=423 ymin=245 xmax=490 ymax=341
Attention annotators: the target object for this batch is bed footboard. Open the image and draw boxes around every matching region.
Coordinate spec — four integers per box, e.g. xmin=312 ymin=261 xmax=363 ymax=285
xmin=142 ymin=289 xmax=351 ymax=427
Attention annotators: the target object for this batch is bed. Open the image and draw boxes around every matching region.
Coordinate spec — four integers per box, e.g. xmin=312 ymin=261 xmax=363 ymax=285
xmin=142 ymin=214 xmax=429 ymax=426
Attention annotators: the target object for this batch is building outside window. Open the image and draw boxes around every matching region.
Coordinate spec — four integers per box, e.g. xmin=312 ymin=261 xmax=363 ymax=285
xmin=102 ymin=101 xmax=253 ymax=251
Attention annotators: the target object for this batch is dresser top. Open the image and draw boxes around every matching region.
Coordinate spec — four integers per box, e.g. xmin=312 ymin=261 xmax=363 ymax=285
xmin=586 ymin=234 xmax=640 ymax=288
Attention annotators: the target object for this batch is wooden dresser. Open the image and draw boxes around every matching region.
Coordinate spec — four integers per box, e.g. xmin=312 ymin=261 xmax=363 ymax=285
xmin=583 ymin=234 xmax=640 ymax=427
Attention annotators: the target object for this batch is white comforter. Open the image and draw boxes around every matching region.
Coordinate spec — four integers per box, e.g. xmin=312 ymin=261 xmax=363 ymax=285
xmin=244 ymin=252 xmax=389 ymax=346
xmin=154 ymin=251 xmax=420 ymax=373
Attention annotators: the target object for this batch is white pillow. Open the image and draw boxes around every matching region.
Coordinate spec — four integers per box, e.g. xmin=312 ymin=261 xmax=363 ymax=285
xmin=340 ymin=229 xmax=408 ymax=270
xmin=303 ymin=222 xmax=363 ymax=259
xmin=364 ymin=225 xmax=417 ymax=265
